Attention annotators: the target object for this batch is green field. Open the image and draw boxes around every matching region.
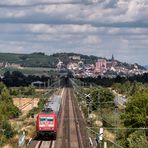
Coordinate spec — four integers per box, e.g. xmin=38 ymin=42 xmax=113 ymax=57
xmin=0 ymin=67 xmax=56 ymax=76
xmin=0 ymin=52 xmax=58 ymax=68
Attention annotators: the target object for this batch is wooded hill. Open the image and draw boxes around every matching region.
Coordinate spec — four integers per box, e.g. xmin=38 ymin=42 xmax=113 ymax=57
xmin=0 ymin=52 xmax=145 ymax=70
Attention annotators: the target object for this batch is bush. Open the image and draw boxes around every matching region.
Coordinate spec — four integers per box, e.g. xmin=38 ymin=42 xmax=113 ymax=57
xmin=1 ymin=120 xmax=14 ymax=139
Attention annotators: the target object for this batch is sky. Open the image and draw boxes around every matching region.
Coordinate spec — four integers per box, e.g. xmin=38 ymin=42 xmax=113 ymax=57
xmin=0 ymin=0 xmax=148 ymax=65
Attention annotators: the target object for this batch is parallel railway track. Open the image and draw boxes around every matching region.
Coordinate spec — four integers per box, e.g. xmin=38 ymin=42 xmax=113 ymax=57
xmin=31 ymin=140 xmax=54 ymax=148
xmin=60 ymin=88 xmax=90 ymax=148
xmin=37 ymin=141 xmax=42 ymax=148
xmin=70 ymin=88 xmax=83 ymax=148
xmin=28 ymin=87 xmax=90 ymax=148
xmin=70 ymin=88 xmax=90 ymax=148
xmin=61 ymin=89 xmax=70 ymax=148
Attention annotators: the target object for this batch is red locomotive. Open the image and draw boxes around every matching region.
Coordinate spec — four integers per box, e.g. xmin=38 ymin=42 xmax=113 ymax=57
xmin=36 ymin=95 xmax=61 ymax=139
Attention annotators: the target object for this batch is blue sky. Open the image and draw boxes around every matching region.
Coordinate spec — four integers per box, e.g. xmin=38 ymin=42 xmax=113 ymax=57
xmin=0 ymin=0 xmax=148 ymax=65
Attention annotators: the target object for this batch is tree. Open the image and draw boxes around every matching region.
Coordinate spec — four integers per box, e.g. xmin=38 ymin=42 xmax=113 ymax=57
xmin=82 ymin=87 xmax=114 ymax=111
xmin=1 ymin=120 xmax=14 ymax=139
xmin=127 ymin=130 xmax=148 ymax=148
xmin=0 ymin=82 xmax=20 ymax=119
xmin=122 ymin=93 xmax=148 ymax=128
xmin=0 ymin=82 xmax=6 ymax=93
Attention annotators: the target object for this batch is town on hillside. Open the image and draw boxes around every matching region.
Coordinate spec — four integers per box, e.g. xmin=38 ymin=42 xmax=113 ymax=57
xmin=59 ymin=54 xmax=147 ymax=78
xmin=0 ymin=53 xmax=147 ymax=79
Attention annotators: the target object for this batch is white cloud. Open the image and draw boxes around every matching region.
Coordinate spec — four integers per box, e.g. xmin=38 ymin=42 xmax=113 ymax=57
xmin=126 ymin=0 xmax=145 ymax=21
xmin=83 ymin=36 xmax=101 ymax=45
xmin=27 ymin=24 xmax=97 ymax=34
xmin=0 ymin=0 xmax=147 ymax=65
xmin=119 ymin=37 xmax=129 ymax=50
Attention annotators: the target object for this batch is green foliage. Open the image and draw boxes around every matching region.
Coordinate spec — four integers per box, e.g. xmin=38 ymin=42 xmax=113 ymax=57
xmin=0 ymin=52 xmax=98 ymax=68
xmin=78 ymin=87 xmax=114 ymax=111
xmin=122 ymin=93 xmax=148 ymax=128
xmin=1 ymin=88 xmax=12 ymax=101
xmin=0 ymin=82 xmax=20 ymax=144
xmin=0 ymin=82 xmax=6 ymax=93
xmin=27 ymin=107 xmax=39 ymax=118
xmin=0 ymin=52 xmax=51 ymax=67
xmin=27 ymin=89 xmax=54 ymax=118
xmin=10 ymin=86 xmax=35 ymax=96
xmin=27 ymin=98 xmax=47 ymax=118
xmin=112 ymin=81 xmax=148 ymax=147
xmin=112 ymin=81 xmax=148 ymax=96
xmin=1 ymin=120 xmax=14 ymax=139
xmin=0 ymin=82 xmax=20 ymax=119
xmin=127 ymin=130 xmax=148 ymax=148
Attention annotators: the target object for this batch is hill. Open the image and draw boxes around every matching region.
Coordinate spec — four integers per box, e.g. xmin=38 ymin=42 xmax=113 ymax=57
xmin=0 ymin=52 xmax=57 ymax=68
xmin=0 ymin=52 xmax=99 ymax=68
xmin=0 ymin=52 xmax=145 ymax=70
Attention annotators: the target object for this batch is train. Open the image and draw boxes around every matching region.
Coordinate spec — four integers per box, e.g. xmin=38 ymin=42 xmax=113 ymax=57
xmin=36 ymin=95 xmax=62 ymax=139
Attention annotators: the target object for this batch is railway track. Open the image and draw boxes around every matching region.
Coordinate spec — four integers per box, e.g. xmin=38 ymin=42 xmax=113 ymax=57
xmin=70 ymin=88 xmax=90 ymax=148
xmin=61 ymin=89 xmax=70 ymax=148
xmin=28 ymin=88 xmax=64 ymax=148
xmin=29 ymin=140 xmax=54 ymax=148
xmin=28 ymin=87 xmax=90 ymax=148
xmin=57 ymin=88 xmax=90 ymax=148
xmin=70 ymin=88 xmax=84 ymax=148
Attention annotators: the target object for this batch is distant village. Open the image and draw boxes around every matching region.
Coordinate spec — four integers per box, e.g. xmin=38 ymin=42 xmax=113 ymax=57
xmin=0 ymin=62 xmax=22 ymax=69
xmin=0 ymin=54 xmax=148 ymax=79
xmin=65 ymin=55 xmax=147 ymax=78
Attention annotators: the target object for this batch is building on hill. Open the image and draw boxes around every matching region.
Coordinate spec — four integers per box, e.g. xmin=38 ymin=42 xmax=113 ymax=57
xmin=67 ymin=63 xmax=79 ymax=70
xmin=95 ymin=59 xmax=107 ymax=73
xmin=0 ymin=62 xmax=4 ymax=68
xmin=69 ymin=55 xmax=81 ymax=60
xmin=106 ymin=61 xmax=112 ymax=69
xmin=78 ymin=61 xmax=85 ymax=70
xmin=10 ymin=63 xmax=21 ymax=68
xmin=111 ymin=54 xmax=117 ymax=67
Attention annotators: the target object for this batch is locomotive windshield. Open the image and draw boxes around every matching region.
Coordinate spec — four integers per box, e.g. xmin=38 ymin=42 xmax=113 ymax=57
xmin=40 ymin=117 xmax=54 ymax=122
xmin=47 ymin=117 xmax=54 ymax=122
xmin=40 ymin=117 xmax=46 ymax=122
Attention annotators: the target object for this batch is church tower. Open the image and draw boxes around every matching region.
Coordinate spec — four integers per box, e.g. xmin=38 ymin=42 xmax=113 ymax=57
xmin=111 ymin=54 xmax=115 ymax=67
xmin=111 ymin=54 xmax=114 ymax=61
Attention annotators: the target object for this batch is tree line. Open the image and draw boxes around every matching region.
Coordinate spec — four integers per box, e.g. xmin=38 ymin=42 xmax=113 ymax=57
xmin=0 ymin=82 xmax=20 ymax=146
xmin=79 ymin=73 xmax=148 ymax=87
xmin=1 ymin=71 xmax=53 ymax=87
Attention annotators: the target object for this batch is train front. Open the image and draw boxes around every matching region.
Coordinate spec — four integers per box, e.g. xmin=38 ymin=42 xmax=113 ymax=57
xmin=36 ymin=112 xmax=57 ymax=139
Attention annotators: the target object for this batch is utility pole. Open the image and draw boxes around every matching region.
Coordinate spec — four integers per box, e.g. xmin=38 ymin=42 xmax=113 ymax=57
xmin=145 ymin=117 xmax=148 ymax=141
xmin=31 ymin=93 xmax=34 ymax=110
xmin=48 ymin=79 xmax=50 ymax=89
xmin=85 ymin=93 xmax=91 ymax=123
xmin=114 ymin=106 xmax=118 ymax=148
xmin=87 ymin=127 xmax=104 ymax=148
xmin=104 ymin=142 xmax=107 ymax=148
xmin=99 ymin=128 xmax=104 ymax=148
xmin=98 ymin=92 xmax=102 ymax=120
xmin=19 ymin=89 xmax=22 ymax=109
xmin=59 ymin=79 xmax=60 ymax=88
xmin=44 ymin=81 xmax=46 ymax=89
